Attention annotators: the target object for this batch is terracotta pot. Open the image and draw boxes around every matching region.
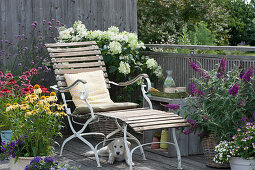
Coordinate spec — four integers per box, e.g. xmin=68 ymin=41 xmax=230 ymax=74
xmin=10 ymin=156 xmax=34 ymax=170
xmin=230 ymin=157 xmax=255 ymax=170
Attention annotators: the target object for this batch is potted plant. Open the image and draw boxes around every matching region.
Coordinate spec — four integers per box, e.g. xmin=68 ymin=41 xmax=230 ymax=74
xmin=214 ymin=121 xmax=255 ymax=170
xmin=181 ymin=58 xmax=255 ymax=167
xmin=0 ymin=84 xmax=66 ymax=170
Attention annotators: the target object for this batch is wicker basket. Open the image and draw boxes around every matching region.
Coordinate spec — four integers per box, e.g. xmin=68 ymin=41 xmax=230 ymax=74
xmin=201 ymin=134 xmax=230 ymax=168
xmin=89 ymin=116 xmax=123 ymax=141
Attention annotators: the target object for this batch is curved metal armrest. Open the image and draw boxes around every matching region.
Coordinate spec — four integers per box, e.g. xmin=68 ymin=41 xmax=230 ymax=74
xmin=108 ymin=74 xmax=149 ymax=86
xmin=51 ymin=79 xmax=87 ymax=91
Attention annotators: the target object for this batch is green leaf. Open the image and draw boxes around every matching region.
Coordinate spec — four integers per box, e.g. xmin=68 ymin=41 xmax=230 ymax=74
xmin=109 ymin=66 xmax=118 ymax=73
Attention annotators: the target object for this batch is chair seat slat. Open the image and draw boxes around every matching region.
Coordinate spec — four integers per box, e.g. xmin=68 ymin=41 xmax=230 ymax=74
xmin=54 ymin=67 xmax=106 ymax=75
xmin=53 ymin=61 xmax=105 ymax=69
xmin=50 ymin=51 xmax=101 ymax=58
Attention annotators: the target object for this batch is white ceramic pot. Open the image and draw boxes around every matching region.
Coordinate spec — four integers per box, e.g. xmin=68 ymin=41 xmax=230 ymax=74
xmin=10 ymin=156 xmax=34 ymax=170
xmin=229 ymin=157 xmax=255 ymax=170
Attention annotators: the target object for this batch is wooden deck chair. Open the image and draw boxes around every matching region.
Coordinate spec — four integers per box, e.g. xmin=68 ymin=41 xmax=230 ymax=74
xmin=45 ymin=41 xmax=189 ymax=169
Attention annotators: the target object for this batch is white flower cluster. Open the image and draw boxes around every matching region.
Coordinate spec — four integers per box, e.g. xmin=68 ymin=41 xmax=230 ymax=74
xmin=146 ymin=58 xmax=158 ymax=69
xmin=58 ymin=27 xmax=74 ymax=40
xmin=214 ymin=141 xmax=234 ymax=164
xmin=109 ymin=41 xmax=122 ymax=55
xmin=118 ymin=61 xmax=130 ymax=75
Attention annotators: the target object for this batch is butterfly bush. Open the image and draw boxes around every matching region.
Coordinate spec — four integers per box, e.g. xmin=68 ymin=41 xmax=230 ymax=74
xmin=58 ymin=21 xmax=163 ymax=101
xmin=214 ymin=122 xmax=255 ymax=163
xmin=3 ymin=85 xmax=66 ymax=159
xmin=181 ymin=57 xmax=255 ymax=140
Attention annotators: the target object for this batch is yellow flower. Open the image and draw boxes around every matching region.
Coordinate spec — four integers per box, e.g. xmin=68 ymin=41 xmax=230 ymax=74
xmin=51 ymin=103 xmax=58 ymax=107
xmin=34 ymin=88 xmax=42 ymax=94
xmin=57 ymin=104 xmax=66 ymax=110
xmin=31 ymin=110 xmax=38 ymax=115
xmin=25 ymin=110 xmax=32 ymax=117
xmin=20 ymin=104 xmax=30 ymax=110
xmin=22 ymin=101 xmax=27 ymax=104
xmin=12 ymin=103 xmax=20 ymax=109
xmin=6 ymin=103 xmax=11 ymax=107
xmin=50 ymin=92 xmax=56 ymax=96
xmin=59 ymin=111 xmax=67 ymax=116
xmin=48 ymin=96 xmax=58 ymax=102
xmin=41 ymin=96 xmax=46 ymax=100
xmin=6 ymin=105 xmax=13 ymax=112
xmin=34 ymin=84 xmax=40 ymax=89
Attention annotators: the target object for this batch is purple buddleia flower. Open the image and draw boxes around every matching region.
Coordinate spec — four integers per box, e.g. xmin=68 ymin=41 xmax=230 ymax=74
xmin=189 ymin=60 xmax=201 ymax=72
xmin=190 ymin=81 xmax=198 ymax=96
xmin=166 ymin=104 xmax=180 ymax=110
xmin=228 ymin=83 xmax=240 ymax=96
xmin=240 ymin=70 xmax=245 ymax=78
xmin=183 ymin=129 xmax=190 ymax=135
xmin=242 ymin=68 xmax=254 ymax=82
xmin=217 ymin=57 xmax=226 ymax=78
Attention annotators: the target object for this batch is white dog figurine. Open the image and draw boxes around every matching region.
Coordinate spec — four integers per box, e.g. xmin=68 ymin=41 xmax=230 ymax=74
xmin=85 ymin=138 xmax=134 ymax=166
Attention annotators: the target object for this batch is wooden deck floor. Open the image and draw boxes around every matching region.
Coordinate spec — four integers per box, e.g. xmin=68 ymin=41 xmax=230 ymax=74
xmin=0 ymin=137 xmax=230 ymax=170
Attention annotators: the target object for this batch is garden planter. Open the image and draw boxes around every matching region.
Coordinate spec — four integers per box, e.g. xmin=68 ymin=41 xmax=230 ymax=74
xmin=10 ymin=156 xmax=34 ymax=170
xmin=0 ymin=130 xmax=13 ymax=143
xmin=229 ymin=157 xmax=255 ymax=170
xmin=201 ymin=134 xmax=230 ymax=168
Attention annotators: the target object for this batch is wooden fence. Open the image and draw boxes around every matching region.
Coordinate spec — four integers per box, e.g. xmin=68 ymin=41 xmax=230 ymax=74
xmin=0 ymin=0 xmax=137 ymax=55
xmin=143 ymin=44 xmax=255 ymax=90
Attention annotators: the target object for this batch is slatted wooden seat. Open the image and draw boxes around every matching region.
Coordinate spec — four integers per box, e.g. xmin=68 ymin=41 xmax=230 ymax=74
xmin=46 ymin=41 xmax=189 ymax=170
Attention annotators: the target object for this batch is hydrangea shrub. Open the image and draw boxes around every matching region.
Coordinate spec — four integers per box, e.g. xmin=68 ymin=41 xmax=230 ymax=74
xmin=58 ymin=21 xmax=163 ymax=101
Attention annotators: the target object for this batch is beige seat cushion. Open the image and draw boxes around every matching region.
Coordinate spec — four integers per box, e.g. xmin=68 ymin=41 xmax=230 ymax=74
xmin=64 ymin=70 xmax=113 ymax=107
xmin=73 ymin=102 xmax=139 ymax=115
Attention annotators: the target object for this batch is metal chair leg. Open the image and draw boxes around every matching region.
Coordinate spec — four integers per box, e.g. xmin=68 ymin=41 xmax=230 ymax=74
xmin=60 ymin=134 xmax=75 ymax=156
xmin=123 ymin=124 xmax=134 ymax=170
xmin=126 ymin=131 xmax=146 ymax=160
xmin=171 ymin=128 xmax=182 ymax=169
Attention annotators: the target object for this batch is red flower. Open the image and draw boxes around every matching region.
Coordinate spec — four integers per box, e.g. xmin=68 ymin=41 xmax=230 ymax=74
xmin=27 ymin=85 xmax=34 ymax=92
xmin=5 ymin=73 xmax=13 ymax=79
xmin=23 ymin=71 xmax=31 ymax=77
xmin=21 ymin=88 xmax=31 ymax=94
xmin=30 ymin=68 xmax=38 ymax=75
xmin=0 ymin=93 xmax=2 ymax=97
xmin=1 ymin=81 xmax=7 ymax=86
xmin=0 ymin=88 xmax=11 ymax=94
xmin=7 ymin=79 xmax=17 ymax=85
xmin=40 ymin=86 xmax=49 ymax=93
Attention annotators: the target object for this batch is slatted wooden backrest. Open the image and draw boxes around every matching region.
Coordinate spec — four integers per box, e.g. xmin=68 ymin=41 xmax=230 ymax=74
xmin=45 ymin=41 xmax=110 ymax=91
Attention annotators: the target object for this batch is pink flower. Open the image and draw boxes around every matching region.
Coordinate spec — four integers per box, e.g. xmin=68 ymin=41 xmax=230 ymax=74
xmin=1 ymin=81 xmax=7 ymax=86
xmin=228 ymin=83 xmax=240 ymax=96
xmin=232 ymin=134 xmax=237 ymax=139
xmin=217 ymin=57 xmax=226 ymax=78
xmin=252 ymin=143 xmax=255 ymax=148
xmin=5 ymin=73 xmax=13 ymax=79
xmin=7 ymin=79 xmax=17 ymax=85
xmin=241 ymin=138 xmax=246 ymax=142
xmin=0 ymin=89 xmax=11 ymax=94
xmin=0 ymin=71 xmax=3 ymax=77
xmin=21 ymin=88 xmax=31 ymax=94
xmin=23 ymin=71 xmax=31 ymax=77
xmin=30 ymin=68 xmax=37 ymax=74
xmin=19 ymin=75 xmax=28 ymax=81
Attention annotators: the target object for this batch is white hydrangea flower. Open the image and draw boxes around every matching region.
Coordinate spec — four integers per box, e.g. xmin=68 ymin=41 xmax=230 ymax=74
xmin=111 ymin=34 xmax=126 ymax=42
xmin=102 ymin=31 xmax=115 ymax=41
xmin=108 ymin=41 xmax=122 ymax=54
xmin=58 ymin=27 xmax=74 ymax=40
xmin=154 ymin=66 xmax=163 ymax=78
xmin=87 ymin=30 xmax=103 ymax=40
xmin=108 ymin=26 xmax=119 ymax=33
xmin=119 ymin=55 xmax=130 ymax=60
xmin=146 ymin=58 xmax=158 ymax=69
xmin=118 ymin=61 xmax=130 ymax=75
xmin=78 ymin=30 xmax=88 ymax=38
xmin=71 ymin=35 xmax=81 ymax=42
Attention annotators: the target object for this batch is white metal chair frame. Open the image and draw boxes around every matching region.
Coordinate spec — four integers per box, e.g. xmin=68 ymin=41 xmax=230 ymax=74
xmin=52 ymin=75 xmax=182 ymax=169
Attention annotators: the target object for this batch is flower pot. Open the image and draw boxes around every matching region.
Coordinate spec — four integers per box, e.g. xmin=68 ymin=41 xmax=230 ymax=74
xmin=0 ymin=130 xmax=13 ymax=143
xmin=201 ymin=134 xmax=230 ymax=168
xmin=230 ymin=157 xmax=255 ymax=170
xmin=10 ymin=156 xmax=34 ymax=170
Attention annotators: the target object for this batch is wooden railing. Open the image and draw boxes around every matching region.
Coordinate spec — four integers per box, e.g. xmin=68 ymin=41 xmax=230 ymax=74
xmin=143 ymin=44 xmax=255 ymax=90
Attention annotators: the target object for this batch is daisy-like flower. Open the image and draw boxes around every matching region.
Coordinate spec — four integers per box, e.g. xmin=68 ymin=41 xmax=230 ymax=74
xmin=5 ymin=73 xmax=13 ymax=79
xmin=25 ymin=110 xmax=32 ymax=117
xmin=7 ymin=79 xmax=17 ymax=85
xmin=243 ymin=146 xmax=248 ymax=150
xmin=23 ymin=71 xmax=31 ymax=77
xmin=48 ymin=92 xmax=58 ymax=102
xmin=30 ymin=68 xmax=38 ymax=75
xmin=0 ymin=89 xmax=11 ymax=94
xmin=252 ymin=143 xmax=255 ymax=148
xmin=20 ymin=104 xmax=30 ymax=110
xmin=57 ymin=104 xmax=66 ymax=110
xmin=232 ymin=134 xmax=237 ymax=139
xmin=33 ymin=84 xmax=42 ymax=94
